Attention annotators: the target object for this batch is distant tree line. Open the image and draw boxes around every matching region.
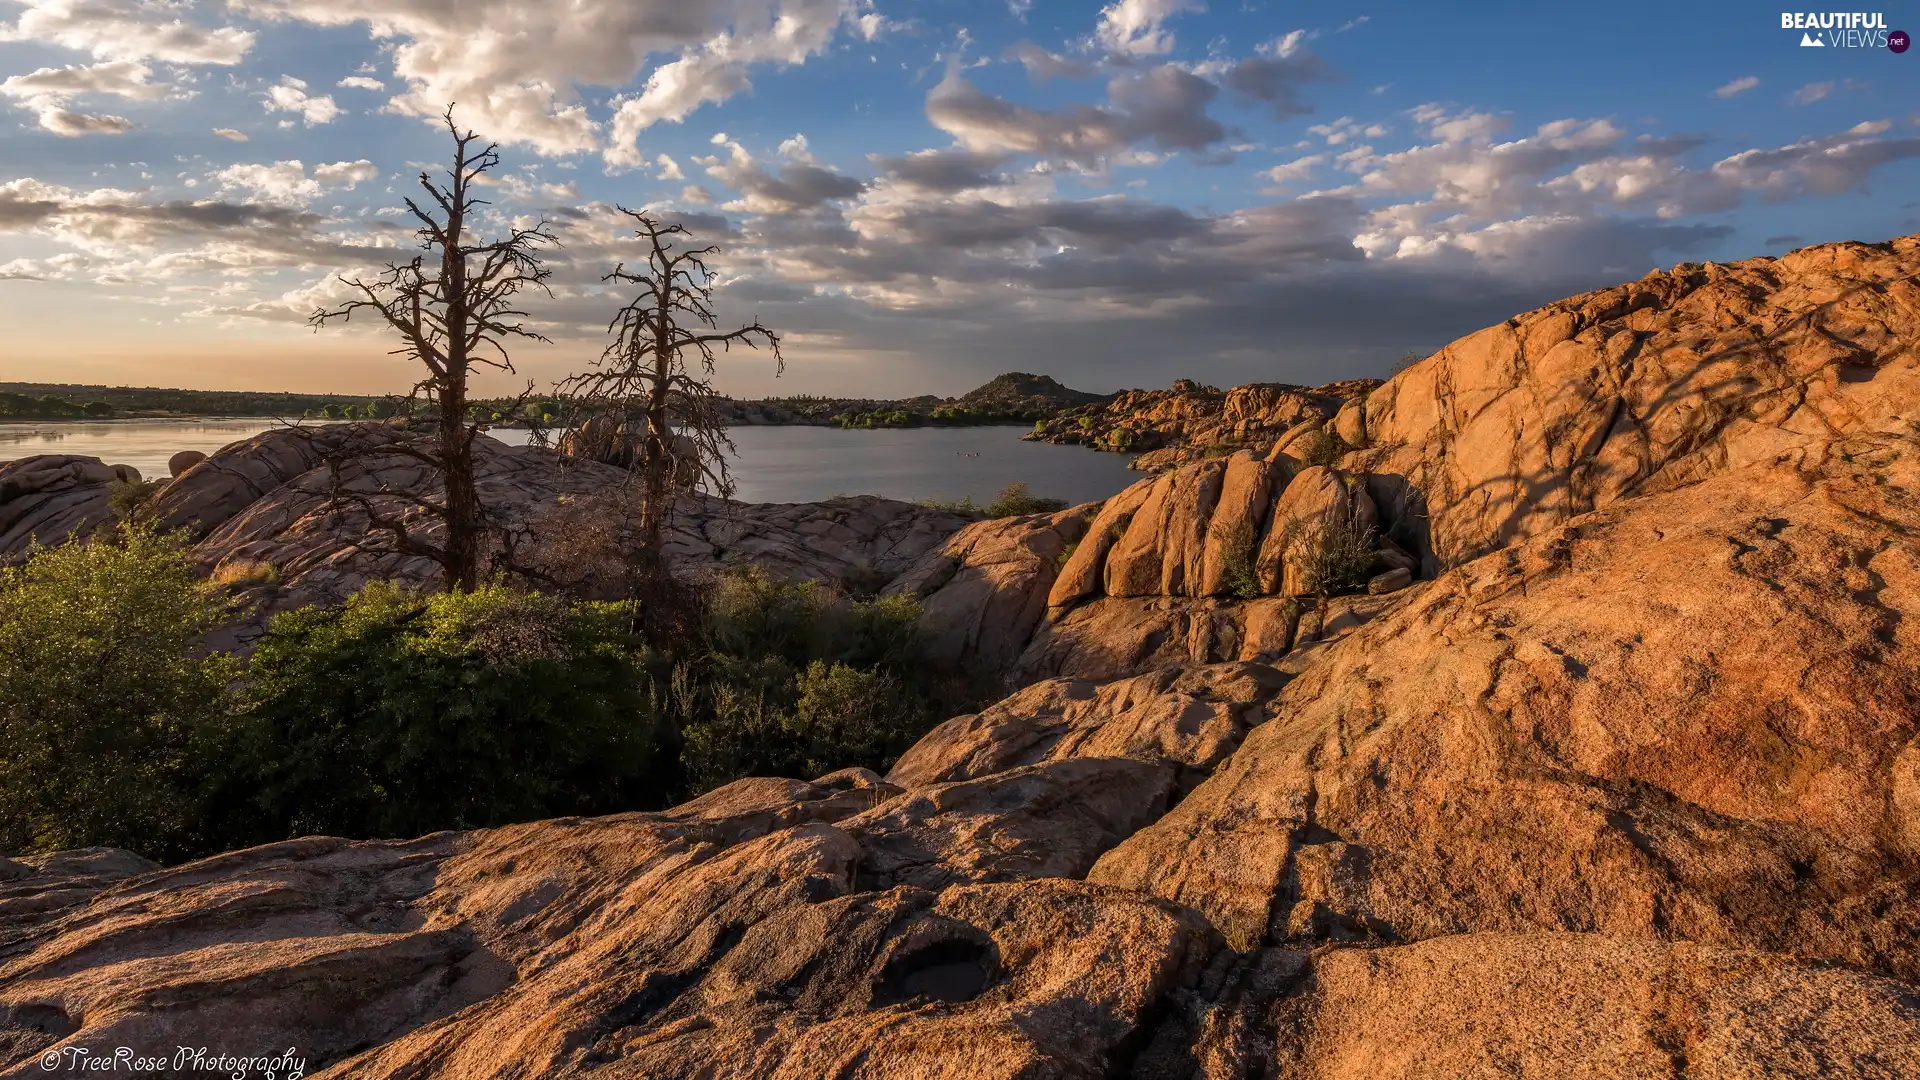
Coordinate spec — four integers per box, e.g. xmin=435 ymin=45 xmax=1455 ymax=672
xmin=0 ymin=392 xmax=114 ymax=419
xmin=0 ymin=383 xmax=387 ymax=419
xmin=835 ymin=403 xmax=1052 ymax=429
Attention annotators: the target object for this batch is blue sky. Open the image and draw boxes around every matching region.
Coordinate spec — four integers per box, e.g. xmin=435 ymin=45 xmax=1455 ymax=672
xmin=1 ymin=0 xmax=1916 ymax=397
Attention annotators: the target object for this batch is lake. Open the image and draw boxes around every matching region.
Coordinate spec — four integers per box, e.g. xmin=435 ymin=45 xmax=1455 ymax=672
xmin=0 ymin=419 xmax=1143 ymax=507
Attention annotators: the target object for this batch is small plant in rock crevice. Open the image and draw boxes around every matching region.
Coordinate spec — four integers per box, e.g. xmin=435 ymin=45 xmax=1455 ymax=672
xmin=1301 ymin=428 xmax=1351 ymax=469
xmin=1284 ymin=511 xmax=1378 ymax=598
xmin=1216 ymin=518 xmax=1266 ymax=600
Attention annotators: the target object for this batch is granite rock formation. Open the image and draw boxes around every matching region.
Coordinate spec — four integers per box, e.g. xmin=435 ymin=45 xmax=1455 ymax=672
xmin=5 ymin=234 xmax=1920 ymax=1078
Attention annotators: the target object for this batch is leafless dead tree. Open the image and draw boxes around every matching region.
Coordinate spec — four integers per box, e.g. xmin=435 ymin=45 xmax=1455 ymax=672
xmin=558 ymin=209 xmax=782 ymax=637
xmin=308 ymin=107 xmax=556 ymax=593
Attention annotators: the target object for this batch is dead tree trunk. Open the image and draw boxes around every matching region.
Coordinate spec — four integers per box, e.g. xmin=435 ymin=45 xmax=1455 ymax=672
xmin=560 ymin=209 xmax=782 ymax=640
xmin=309 ymin=108 xmax=555 ymax=593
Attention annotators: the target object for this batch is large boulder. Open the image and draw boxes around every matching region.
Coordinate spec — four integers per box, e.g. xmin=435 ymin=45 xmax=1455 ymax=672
xmin=166 ymin=449 xmax=207 ymax=478
xmin=1198 ymin=450 xmax=1281 ymax=597
xmin=1093 ymin=432 xmax=1920 ymax=983
xmin=883 ymin=505 xmax=1095 ymax=674
xmin=1253 ymin=466 xmax=1377 ymax=596
xmin=0 ymin=455 xmax=119 ymax=559
xmin=1361 ymin=238 xmax=1920 ymax=573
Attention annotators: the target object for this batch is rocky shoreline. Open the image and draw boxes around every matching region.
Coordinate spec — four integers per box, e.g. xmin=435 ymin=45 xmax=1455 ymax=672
xmin=2 ymin=233 xmax=1919 ymax=1077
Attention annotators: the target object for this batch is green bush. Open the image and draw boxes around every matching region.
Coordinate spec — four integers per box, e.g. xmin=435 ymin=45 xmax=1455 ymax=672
xmin=1288 ymin=513 xmax=1377 ymax=597
xmin=918 ymin=483 xmax=1068 ymax=520
xmin=673 ymin=566 xmax=958 ymax=792
xmin=107 ymin=477 xmax=167 ymax=520
xmin=984 ymin=482 xmax=1068 ymax=517
xmin=1301 ymin=427 xmax=1351 ymax=468
xmin=1 ymin=540 xmax=986 ymax=861
xmin=1216 ymin=518 xmax=1265 ymax=600
xmin=0 ymin=524 xmax=238 ymax=861
xmin=225 ymin=583 xmax=661 ymax=844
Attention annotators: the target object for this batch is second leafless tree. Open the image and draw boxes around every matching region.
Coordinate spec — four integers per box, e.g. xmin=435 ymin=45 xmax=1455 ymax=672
xmin=559 ymin=209 xmax=782 ymax=637
xmin=309 ymin=108 xmax=556 ymax=592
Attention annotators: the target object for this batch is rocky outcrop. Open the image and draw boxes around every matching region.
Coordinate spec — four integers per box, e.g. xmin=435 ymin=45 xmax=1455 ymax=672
xmin=7 ymin=234 xmax=1920 ymax=1077
xmin=0 ymin=456 xmax=124 ymax=560
xmin=0 ymin=771 xmax=1216 ymax=1079
xmin=1028 ymin=379 xmax=1377 ymax=469
xmin=1356 ymin=238 xmax=1920 ymax=574
xmin=884 ymin=506 xmax=1095 ymax=675
xmin=1092 ymin=432 xmax=1920 ymax=985
xmin=888 ymin=662 xmax=1290 ymax=794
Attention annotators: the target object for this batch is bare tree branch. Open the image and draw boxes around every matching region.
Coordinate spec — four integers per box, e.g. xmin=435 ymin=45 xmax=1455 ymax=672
xmin=307 ymin=105 xmax=559 ymax=592
xmin=556 ymin=207 xmax=784 ymax=641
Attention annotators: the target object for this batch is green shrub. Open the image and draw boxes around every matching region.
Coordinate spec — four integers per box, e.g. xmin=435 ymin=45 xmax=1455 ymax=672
xmin=918 ymin=483 xmax=1068 ymax=520
xmin=1388 ymin=351 xmax=1428 ymax=377
xmin=697 ymin=566 xmax=923 ymax=671
xmin=0 ymin=524 xmax=238 ymax=860
xmin=1217 ymin=518 xmax=1265 ymax=600
xmin=106 ymin=477 xmax=167 ymax=520
xmin=1301 ymin=427 xmax=1351 ymax=468
xmin=673 ymin=566 xmax=958 ymax=792
xmin=984 ymin=483 xmax=1068 ymax=518
xmin=226 ymin=583 xmax=661 ymax=844
xmin=1288 ymin=513 xmax=1377 ymax=597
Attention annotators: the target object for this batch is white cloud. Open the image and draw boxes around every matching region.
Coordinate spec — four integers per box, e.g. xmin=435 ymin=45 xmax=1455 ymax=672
xmin=213 ymin=127 xmax=248 ymax=141
xmin=1095 ymin=0 xmax=1206 ymax=56
xmin=1714 ymin=76 xmax=1760 ymax=99
xmin=230 ymin=0 xmax=877 ymax=161
xmin=0 ymin=59 xmax=164 ymax=135
xmin=214 ymin=159 xmax=380 ymax=206
xmin=336 ymin=76 xmax=385 ymax=91
xmin=1791 ymin=81 xmax=1834 ymax=105
xmin=263 ymin=77 xmax=342 ymax=125
xmin=698 ymin=139 xmax=865 ymax=214
xmin=656 ymin=153 xmax=686 ymax=180
xmin=1266 ymin=153 xmax=1326 ymax=184
xmin=1008 ymin=41 xmax=1092 ymax=81
xmin=313 ymin=160 xmax=381 ymax=188
xmin=0 ymin=60 xmax=167 ymax=102
xmin=0 ymin=0 xmax=254 ymax=65
xmin=33 ymin=107 xmax=134 ymax=136
xmin=214 ymin=161 xmax=324 ymax=206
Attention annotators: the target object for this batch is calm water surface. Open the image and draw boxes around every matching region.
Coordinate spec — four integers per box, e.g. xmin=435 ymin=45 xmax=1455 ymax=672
xmin=0 ymin=419 xmax=1141 ymax=507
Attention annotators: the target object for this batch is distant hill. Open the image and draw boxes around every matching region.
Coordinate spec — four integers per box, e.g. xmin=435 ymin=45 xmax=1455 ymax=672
xmin=957 ymin=373 xmax=1109 ymax=413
